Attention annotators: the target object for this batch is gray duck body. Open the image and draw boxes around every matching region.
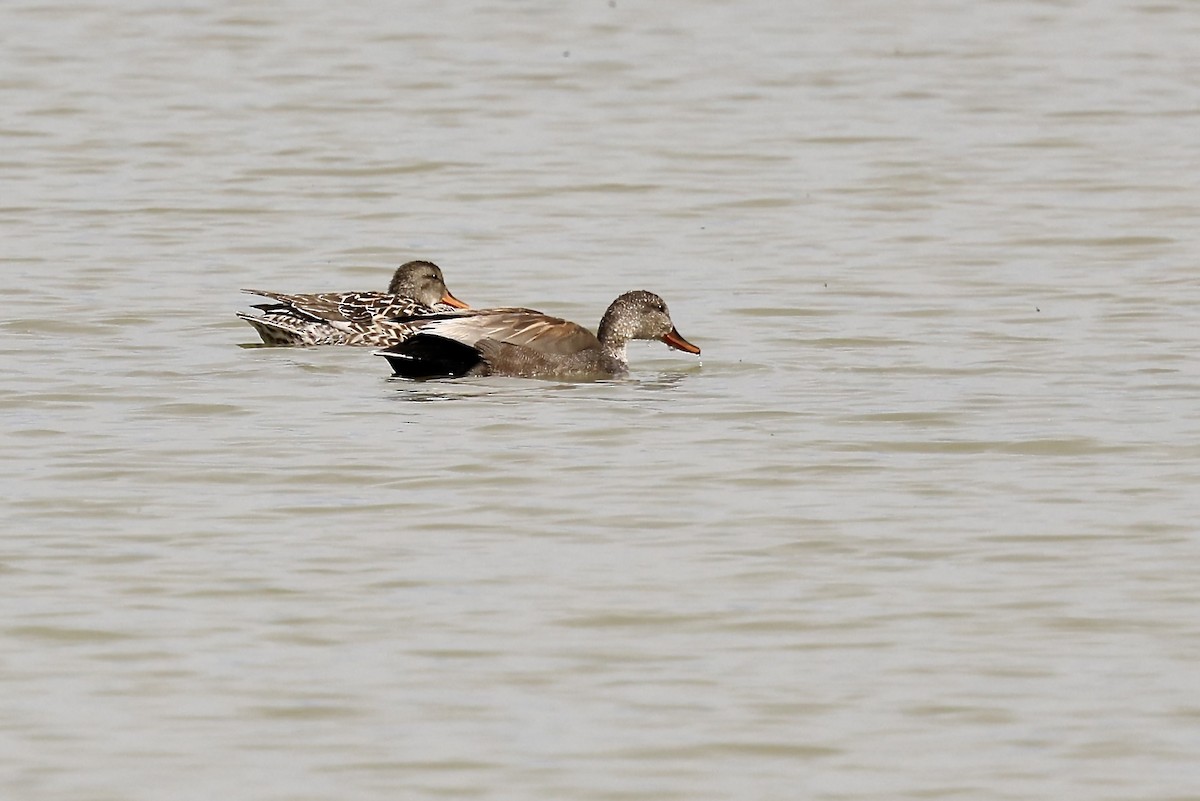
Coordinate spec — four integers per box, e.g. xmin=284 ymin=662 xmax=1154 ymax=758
xmin=379 ymin=290 xmax=700 ymax=380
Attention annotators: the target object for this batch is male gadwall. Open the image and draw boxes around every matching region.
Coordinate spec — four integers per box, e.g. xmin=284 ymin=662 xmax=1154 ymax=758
xmin=377 ymin=290 xmax=700 ymax=380
xmin=236 ymin=260 xmax=468 ymax=346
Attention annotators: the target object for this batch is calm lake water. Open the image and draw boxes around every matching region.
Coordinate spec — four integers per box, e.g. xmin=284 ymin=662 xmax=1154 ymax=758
xmin=3 ymin=1 xmax=1200 ymax=799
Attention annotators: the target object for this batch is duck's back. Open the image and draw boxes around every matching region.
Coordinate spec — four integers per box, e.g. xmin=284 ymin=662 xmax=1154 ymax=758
xmin=410 ymin=308 xmax=601 ymax=355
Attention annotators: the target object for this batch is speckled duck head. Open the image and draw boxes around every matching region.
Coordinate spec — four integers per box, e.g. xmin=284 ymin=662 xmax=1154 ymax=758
xmin=596 ymin=290 xmax=701 ymax=356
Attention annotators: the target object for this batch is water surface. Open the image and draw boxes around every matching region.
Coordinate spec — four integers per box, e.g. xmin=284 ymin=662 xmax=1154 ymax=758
xmin=3 ymin=1 xmax=1200 ymax=799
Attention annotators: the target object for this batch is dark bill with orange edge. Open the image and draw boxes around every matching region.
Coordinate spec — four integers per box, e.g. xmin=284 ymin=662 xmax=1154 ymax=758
xmin=441 ymin=291 xmax=470 ymax=309
xmin=661 ymin=327 xmax=701 ymax=355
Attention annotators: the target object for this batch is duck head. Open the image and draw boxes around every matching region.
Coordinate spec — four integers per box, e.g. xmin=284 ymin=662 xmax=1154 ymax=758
xmin=597 ymin=290 xmax=701 ymax=355
xmin=388 ymin=260 xmax=469 ymax=308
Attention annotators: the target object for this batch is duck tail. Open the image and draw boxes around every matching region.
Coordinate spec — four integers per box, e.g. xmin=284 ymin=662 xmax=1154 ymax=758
xmin=377 ymin=334 xmax=484 ymax=379
xmin=236 ymin=312 xmax=317 ymax=346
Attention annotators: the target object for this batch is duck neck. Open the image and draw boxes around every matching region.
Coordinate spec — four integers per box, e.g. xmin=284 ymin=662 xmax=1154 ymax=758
xmin=596 ymin=312 xmax=631 ymax=366
xmin=600 ymin=339 xmax=629 ymax=366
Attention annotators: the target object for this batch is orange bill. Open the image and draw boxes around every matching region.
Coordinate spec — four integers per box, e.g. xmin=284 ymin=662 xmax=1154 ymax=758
xmin=441 ymin=291 xmax=470 ymax=309
xmin=661 ymin=327 xmax=701 ymax=355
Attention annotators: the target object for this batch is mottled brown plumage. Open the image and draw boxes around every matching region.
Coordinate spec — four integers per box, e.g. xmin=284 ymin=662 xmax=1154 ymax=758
xmin=236 ymin=260 xmax=467 ymax=346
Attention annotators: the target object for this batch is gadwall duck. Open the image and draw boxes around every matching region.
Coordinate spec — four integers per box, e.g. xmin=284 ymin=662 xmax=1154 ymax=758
xmin=377 ymin=290 xmax=700 ymax=380
xmin=236 ymin=260 xmax=468 ymax=346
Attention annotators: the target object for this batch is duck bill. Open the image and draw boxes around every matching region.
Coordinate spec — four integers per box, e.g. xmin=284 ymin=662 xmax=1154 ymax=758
xmin=661 ymin=327 xmax=701 ymax=355
xmin=440 ymin=291 xmax=470 ymax=309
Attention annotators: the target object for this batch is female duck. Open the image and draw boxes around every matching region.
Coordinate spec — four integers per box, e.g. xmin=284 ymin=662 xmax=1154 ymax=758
xmin=237 ymin=260 xmax=468 ymax=346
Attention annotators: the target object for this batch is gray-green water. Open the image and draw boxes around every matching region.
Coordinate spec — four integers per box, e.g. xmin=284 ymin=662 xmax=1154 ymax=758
xmin=3 ymin=1 xmax=1200 ymax=799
